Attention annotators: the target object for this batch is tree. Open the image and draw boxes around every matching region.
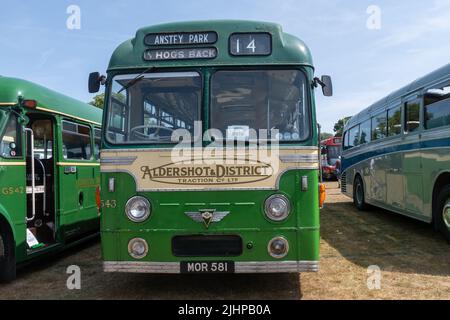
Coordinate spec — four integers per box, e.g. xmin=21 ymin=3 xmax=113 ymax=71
xmin=333 ymin=116 xmax=351 ymax=137
xmin=89 ymin=93 xmax=105 ymax=109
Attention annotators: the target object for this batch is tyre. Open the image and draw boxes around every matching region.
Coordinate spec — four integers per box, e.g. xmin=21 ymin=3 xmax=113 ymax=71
xmin=434 ymin=185 xmax=450 ymax=244
xmin=0 ymin=225 xmax=16 ymax=283
xmin=353 ymin=175 xmax=368 ymax=211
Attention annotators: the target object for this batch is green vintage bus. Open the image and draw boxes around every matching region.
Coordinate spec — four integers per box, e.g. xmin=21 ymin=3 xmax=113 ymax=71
xmin=341 ymin=63 xmax=450 ymax=242
xmin=0 ymin=77 xmax=103 ymax=282
xmin=90 ymin=20 xmax=332 ymax=274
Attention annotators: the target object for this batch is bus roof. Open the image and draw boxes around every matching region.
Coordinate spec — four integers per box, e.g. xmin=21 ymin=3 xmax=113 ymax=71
xmin=108 ymin=20 xmax=314 ymax=71
xmin=345 ymin=63 xmax=450 ymax=130
xmin=0 ymin=76 xmax=102 ymax=126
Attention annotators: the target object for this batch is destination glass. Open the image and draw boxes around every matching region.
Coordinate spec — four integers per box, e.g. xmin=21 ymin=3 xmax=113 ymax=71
xmin=106 ymin=72 xmax=201 ymax=144
xmin=210 ymin=69 xmax=309 ymax=141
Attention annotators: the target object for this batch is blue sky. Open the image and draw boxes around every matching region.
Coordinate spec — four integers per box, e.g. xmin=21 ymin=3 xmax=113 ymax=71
xmin=1 ymin=0 xmax=450 ymax=133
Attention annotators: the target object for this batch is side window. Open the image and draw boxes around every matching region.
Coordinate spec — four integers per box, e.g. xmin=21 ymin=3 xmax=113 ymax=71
xmin=348 ymin=125 xmax=360 ymax=148
xmin=371 ymin=112 xmax=387 ymax=141
xmin=62 ymin=121 xmax=92 ymax=160
xmin=387 ymin=106 xmax=402 ymax=137
xmin=0 ymin=114 xmax=22 ymax=158
xmin=359 ymin=119 xmax=372 ymax=144
xmin=94 ymin=128 xmax=101 ymax=160
xmin=424 ymin=84 xmax=450 ymax=129
xmin=343 ymin=131 xmax=349 ymax=149
xmin=405 ymin=99 xmax=421 ymax=133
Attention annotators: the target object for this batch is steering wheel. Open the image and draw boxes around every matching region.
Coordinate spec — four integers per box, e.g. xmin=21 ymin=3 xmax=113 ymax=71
xmin=130 ymin=125 xmax=174 ymax=141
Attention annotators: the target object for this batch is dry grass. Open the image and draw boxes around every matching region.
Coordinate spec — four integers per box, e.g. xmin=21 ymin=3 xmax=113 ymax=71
xmin=301 ymin=182 xmax=450 ymax=300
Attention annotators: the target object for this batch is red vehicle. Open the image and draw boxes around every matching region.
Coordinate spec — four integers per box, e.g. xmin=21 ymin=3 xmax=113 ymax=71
xmin=320 ymin=137 xmax=342 ymax=180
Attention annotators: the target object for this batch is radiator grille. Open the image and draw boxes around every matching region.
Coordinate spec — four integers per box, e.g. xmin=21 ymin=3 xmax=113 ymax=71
xmin=172 ymin=235 xmax=243 ymax=257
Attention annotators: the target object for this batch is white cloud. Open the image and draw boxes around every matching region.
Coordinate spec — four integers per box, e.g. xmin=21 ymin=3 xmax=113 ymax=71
xmin=376 ymin=1 xmax=450 ymax=47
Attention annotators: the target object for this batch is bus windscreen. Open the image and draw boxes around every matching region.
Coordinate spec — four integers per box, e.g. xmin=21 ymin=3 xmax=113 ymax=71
xmin=106 ymin=72 xmax=201 ymax=144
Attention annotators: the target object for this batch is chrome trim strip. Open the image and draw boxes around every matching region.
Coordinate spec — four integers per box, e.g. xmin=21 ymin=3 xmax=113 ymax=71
xmin=104 ymin=262 xmax=180 ymax=273
xmin=100 ymin=156 xmax=137 ymax=165
xmin=279 ymin=154 xmax=317 ymax=163
xmin=100 ymin=146 xmax=320 ymax=154
xmin=103 ymin=261 xmax=319 ymax=273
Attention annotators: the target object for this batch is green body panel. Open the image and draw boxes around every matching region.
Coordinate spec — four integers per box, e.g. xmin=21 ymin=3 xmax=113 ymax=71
xmin=101 ymin=20 xmax=321 ymax=268
xmin=101 ymin=170 xmax=320 ymax=262
xmin=0 ymin=77 xmax=103 ymax=264
xmin=0 ymin=166 xmax=27 ymax=255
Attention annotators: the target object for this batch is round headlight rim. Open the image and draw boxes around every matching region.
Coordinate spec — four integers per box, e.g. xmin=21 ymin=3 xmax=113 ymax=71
xmin=127 ymin=237 xmax=149 ymax=260
xmin=125 ymin=196 xmax=151 ymax=223
xmin=267 ymin=236 xmax=290 ymax=259
xmin=264 ymin=194 xmax=292 ymax=222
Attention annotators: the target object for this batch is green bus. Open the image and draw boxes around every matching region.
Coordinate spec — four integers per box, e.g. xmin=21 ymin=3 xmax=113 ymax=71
xmin=0 ymin=77 xmax=103 ymax=282
xmin=341 ymin=63 xmax=450 ymax=242
xmin=90 ymin=20 xmax=332 ymax=274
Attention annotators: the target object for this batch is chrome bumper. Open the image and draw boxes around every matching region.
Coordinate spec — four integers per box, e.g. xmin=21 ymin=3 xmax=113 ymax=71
xmin=103 ymin=261 xmax=319 ymax=274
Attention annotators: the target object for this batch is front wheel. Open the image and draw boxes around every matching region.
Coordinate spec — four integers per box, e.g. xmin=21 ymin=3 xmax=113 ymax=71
xmin=353 ymin=176 xmax=368 ymax=211
xmin=0 ymin=227 xmax=16 ymax=283
xmin=434 ymin=185 xmax=450 ymax=243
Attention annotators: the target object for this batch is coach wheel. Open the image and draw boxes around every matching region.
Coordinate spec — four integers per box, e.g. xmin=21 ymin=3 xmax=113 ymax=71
xmin=0 ymin=225 xmax=16 ymax=283
xmin=353 ymin=176 xmax=368 ymax=211
xmin=435 ymin=185 xmax=450 ymax=243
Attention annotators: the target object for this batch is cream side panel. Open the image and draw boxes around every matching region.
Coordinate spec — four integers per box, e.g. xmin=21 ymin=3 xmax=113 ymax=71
xmin=101 ymin=148 xmax=319 ymax=191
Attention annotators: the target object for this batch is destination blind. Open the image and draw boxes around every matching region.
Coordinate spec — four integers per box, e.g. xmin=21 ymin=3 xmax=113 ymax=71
xmin=144 ymin=32 xmax=218 ymax=46
xmin=143 ymin=48 xmax=217 ymax=61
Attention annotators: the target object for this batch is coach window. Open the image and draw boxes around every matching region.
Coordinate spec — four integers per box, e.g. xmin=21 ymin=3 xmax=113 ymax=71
xmin=424 ymin=84 xmax=450 ymax=129
xmin=62 ymin=121 xmax=92 ymax=160
xmin=359 ymin=119 xmax=371 ymax=144
xmin=348 ymin=125 xmax=360 ymax=148
xmin=342 ymin=131 xmax=348 ymax=150
xmin=405 ymin=99 xmax=421 ymax=133
xmin=371 ymin=112 xmax=387 ymax=141
xmin=387 ymin=106 xmax=402 ymax=137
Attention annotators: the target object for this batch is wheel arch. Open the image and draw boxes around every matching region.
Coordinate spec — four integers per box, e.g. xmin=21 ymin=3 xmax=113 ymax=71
xmin=0 ymin=206 xmax=16 ymax=244
xmin=432 ymin=171 xmax=450 ymax=225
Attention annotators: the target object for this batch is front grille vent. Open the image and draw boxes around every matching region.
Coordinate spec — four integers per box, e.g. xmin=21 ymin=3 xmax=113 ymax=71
xmin=341 ymin=172 xmax=347 ymax=193
xmin=172 ymin=235 xmax=243 ymax=257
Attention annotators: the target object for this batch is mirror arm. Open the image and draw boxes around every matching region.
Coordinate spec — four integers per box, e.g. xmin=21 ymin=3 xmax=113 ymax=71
xmin=313 ymin=77 xmax=326 ymax=89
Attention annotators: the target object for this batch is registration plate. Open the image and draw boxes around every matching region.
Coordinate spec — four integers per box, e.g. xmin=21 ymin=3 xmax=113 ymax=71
xmin=181 ymin=261 xmax=235 ymax=274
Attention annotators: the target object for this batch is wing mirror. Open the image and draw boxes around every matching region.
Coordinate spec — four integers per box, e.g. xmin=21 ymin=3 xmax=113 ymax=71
xmin=314 ymin=75 xmax=333 ymax=97
xmin=88 ymin=72 xmax=106 ymax=93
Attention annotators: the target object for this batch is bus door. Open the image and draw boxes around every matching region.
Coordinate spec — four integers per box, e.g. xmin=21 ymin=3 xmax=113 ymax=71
xmin=385 ymin=104 xmax=405 ymax=210
xmin=59 ymin=121 xmax=99 ymax=241
xmin=402 ymin=96 xmax=423 ymax=215
xmin=25 ymin=116 xmax=57 ymax=251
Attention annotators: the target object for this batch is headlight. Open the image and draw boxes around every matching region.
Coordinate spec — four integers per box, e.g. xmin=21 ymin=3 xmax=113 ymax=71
xmin=128 ymin=238 xmax=148 ymax=259
xmin=268 ymin=237 xmax=289 ymax=259
xmin=125 ymin=196 xmax=151 ymax=223
xmin=264 ymin=194 xmax=291 ymax=221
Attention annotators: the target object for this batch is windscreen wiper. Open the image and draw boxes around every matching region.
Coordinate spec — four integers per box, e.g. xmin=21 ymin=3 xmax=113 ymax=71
xmin=117 ymin=66 xmax=156 ymax=94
